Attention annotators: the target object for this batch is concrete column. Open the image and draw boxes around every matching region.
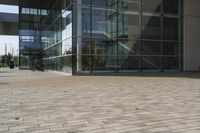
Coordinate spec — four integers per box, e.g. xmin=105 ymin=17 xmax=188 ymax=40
xmin=184 ymin=0 xmax=200 ymax=71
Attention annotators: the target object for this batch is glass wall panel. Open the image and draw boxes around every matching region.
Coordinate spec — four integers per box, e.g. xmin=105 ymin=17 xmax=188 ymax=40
xmin=118 ymin=39 xmax=141 ymax=55
xmin=73 ymin=6 xmax=91 ymax=37
xmin=142 ymin=56 xmax=161 ymax=71
xmin=73 ymin=0 xmax=90 ymax=5
xmin=119 ymin=0 xmax=141 ymax=11
xmin=40 ymin=1 xmax=73 ymax=73
xmin=142 ymin=41 xmax=161 ymax=55
xmin=118 ymin=56 xmax=140 ymax=71
xmin=118 ymin=12 xmax=140 ymax=40
xmin=92 ymin=55 xmax=117 ymax=71
xmin=163 ymin=0 xmax=179 ymax=14
xmin=142 ymin=0 xmax=161 ymax=13
xmin=163 ymin=42 xmax=179 ymax=55
xmin=91 ymin=38 xmax=117 ymax=56
xmin=91 ymin=7 xmax=117 ymax=39
xmin=163 ymin=57 xmax=179 ymax=70
xmin=163 ymin=17 xmax=179 ymax=40
xmin=19 ymin=0 xmax=43 ymax=69
xmin=19 ymin=0 xmax=183 ymax=73
xmin=142 ymin=16 xmax=161 ymax=40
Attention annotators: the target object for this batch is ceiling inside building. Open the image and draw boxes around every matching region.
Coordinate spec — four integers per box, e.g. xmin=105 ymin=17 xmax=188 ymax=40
xmin=0 ymin=0 xmax=18 ymax=35
xmin=0 ymin=0 xmax=18 ymax=5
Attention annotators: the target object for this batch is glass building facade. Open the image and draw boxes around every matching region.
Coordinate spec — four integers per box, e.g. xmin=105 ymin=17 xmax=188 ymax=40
xmin=19 ymin=0 xmax=183 ymax=74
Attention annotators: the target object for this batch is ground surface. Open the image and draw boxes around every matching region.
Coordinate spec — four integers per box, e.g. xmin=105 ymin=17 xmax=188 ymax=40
xmin=0 ymin=68 xmax=200 ymax=133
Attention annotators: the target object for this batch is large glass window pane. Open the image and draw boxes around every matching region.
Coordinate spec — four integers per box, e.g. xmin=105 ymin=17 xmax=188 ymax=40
xmin=142 ymin=16 xmax=161 ymax=40
xmin=82 ymin=55 xmax=91 ymax=71
xmin=142 ymin=41 xmax=161 ymax=55
xmin=118 ymin=12 xmax=140 ymax=40
xmin=20 ymin=55 xmax=30 ymax=69
xmin=119 ymin=0 xmax=141 ymax=11
xmin=73 ymin=0 xmax=90 ymax=5
xmin=92 ymin=0 xmax=106 ymax=7
xmin=163 ymin=42 xmax=179 ymax=55
xmin=118 ymin=56 xmax=140 ymax=71
xmin=92 ymin=55 xmax=117 ymax=71
xmin=163 ymin=57 xmax=179 ymax=70
xmin=75 ymin=37 xmax=91 ymax=72
xmin=62 ymin=7 xmax=72 ymax=40
xmin=91 ymin=38 xmax=117 ymax=56
xmin=62 ymin=38 xmax=72 ymax=55
xmin=142 ymin=56 xmax=161 ymax=70
xmin=78 ymin=38 xmax=91 ymax=55
xmin=163 ymin=17 xmax=179 ymax=40
xmin=118 ymin=39 xmax=141 ymax=55
xmin=163 ymin=0 xmax=179 ymax=14
xmin=92 ymin=8 xmax=107 ymax=35
xmin=91 ymin=0 xmax=117 ymax=8
xmin=58 ymin=56 xmax=72 ymax=73
xmin=142 ymin=0 xmax=161 ymax=13
xmin=92 ymin=8 xmax=117 ymax=39
xmin=73 ymin=6 xmax=91 ymax=37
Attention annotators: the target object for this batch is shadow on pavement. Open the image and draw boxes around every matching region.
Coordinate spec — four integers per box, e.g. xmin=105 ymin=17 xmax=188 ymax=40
xmin=75 ymin=72 xmax=200 ymax=79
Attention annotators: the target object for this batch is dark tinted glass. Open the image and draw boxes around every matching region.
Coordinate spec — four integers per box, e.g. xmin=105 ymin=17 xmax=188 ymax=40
xmin=118 ymin=13 xmax=140 ymax=40
xmin=142 ymin=16 xmax=161 ymax=39
xmin=92 ymin=55 xmax=117 ymax=71
xmin=163 ymin=42 xmax=179 ymax=55
xmin=118 ymin=39 xmax=141 ymax=55
xmin=142 ymin=41 xmax=161 ymax=55
xmin=163 ymin=17 xmax=179 ymax=40
xmin=163 ymin=57 xmax=179 ymax=70
xmin=74 ymin=0 xmax=90 ymax=5
xmin=142 ymin=56 xmax=161 ymax=70
xmin=163 ymin=0 xmax=179 ymax=14
xmin=142 ymin=0 xmax=161 ymax=13
xmin=118 ymin=56 xmax=140 ymax=71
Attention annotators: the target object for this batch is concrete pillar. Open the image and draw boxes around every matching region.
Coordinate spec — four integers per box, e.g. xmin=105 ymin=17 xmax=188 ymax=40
xmin=184 ymin=0 xmax=200 ymax=71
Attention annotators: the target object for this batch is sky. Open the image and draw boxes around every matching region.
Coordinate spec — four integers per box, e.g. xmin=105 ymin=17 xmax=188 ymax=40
xmin=0 ymin=35 xmax=19 ymax=56
xmin=0 ymin=4 xmax=18 ymax=14
xmin=0 ymin=4 xmax=19 ymax=56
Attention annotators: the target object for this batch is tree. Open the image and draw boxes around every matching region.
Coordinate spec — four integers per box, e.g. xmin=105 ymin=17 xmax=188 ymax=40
xmin=0 ymin=53 xmax=13 ymax=67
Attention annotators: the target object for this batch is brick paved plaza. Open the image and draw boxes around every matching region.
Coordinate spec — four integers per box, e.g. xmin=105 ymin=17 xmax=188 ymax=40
xmin=0 ymin=69 xmax=200 ymax=133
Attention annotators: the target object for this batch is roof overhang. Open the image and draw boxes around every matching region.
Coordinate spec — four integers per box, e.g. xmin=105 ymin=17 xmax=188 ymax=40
xmin=0 ymin=0 xmax=18 ymax=6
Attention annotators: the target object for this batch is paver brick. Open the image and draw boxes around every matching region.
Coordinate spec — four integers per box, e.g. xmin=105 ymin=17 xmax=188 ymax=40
xmin=0 ymin=68 xmax=200 ymax=132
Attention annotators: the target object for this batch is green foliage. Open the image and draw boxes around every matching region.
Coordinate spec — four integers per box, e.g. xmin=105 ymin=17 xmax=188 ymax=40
xmin=0 ymin=53 xmax=13 ymax=67
xmin=0 ymin=62 xmax=6 ymax=67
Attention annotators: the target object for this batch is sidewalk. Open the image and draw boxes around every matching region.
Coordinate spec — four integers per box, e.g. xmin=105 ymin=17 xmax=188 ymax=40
xmin=0 ymin=69 xmax=200 ymax=133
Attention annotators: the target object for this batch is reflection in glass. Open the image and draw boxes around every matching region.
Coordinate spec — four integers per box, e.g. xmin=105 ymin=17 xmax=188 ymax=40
xmin=142 ymin=56 xmax=161 ymax=70
xmin=119 ymin=0 xmax=141 ymax=11
xmin=163 ymin=0 xmax=179 ymax=14
xmin=164 ymin=57 xmax=179 ymax=70
xmin=142 ymin=0 xmax=161 ymax=13
xmin=118 ymin=56 xmax=140 ymax=71
xmin=19 ymin=0 xmax=183 ymax=73
xmin=163 ymin=42 xmax=179 ymax=55
xmin=142 ymin=41 xmax=161 ymax=55
xmin=118 ymin=13 xmax=140 ymax=40
xmin=142 ymin=16 xmax=161 ymax=39
xmin=163 ymin=17 xmax=179 ymax=40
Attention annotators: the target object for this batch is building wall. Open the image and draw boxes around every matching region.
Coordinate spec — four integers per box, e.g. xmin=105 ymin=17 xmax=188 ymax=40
xmin=73 ymin=0 xmax=183 ymax=74
xmin=42 ymin=0 xmax=73 ymax=73
xmin=19 ymin=0 xmax=184 ymax=73
xmin=184 ymin=0 xmax=200 ymax=71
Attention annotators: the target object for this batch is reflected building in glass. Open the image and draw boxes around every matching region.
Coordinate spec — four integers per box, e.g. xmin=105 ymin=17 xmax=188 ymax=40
xmin=19 ymin=0 xmax=183 ymax=74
